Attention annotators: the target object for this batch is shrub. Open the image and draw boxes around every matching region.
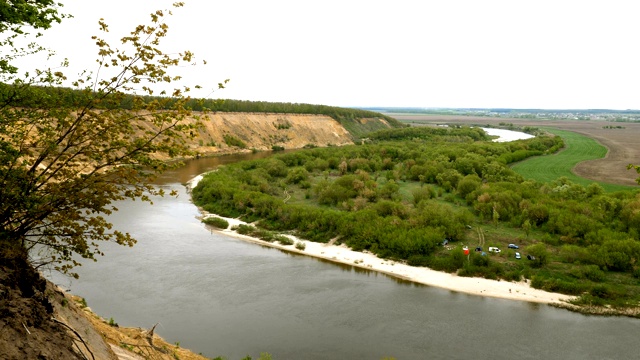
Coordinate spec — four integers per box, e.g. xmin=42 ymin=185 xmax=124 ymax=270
xmin=503 ymin=270 xmax=521 ymax=282
xmin=255 ymin=228 xmax=276 ymax=242
xmin=286 ymin=167 xmax=309 ymax=184
xmin=590 ymin=284 xmax=619 ymax=299
xmin=78 ymin=297 xmax=88 ymax=308
xmin=471 ymin=253 xmax=490 ymax=267
xmin=582 ymin=265 xmax=606 ymax=282
xmin=530 ymin=275 xmax=544 ymax=289
xmin=457 ymin=175 xmax=481 ymax=198
xmin=275 ymin=120 xmax=292 ymax=129
xmin=234 ymin=224 xmax=256 ymax=235
xmin=295 ymin=241 xmax=306 ymax=250
xmin=411 ymin=186 xmax=434 ymax=206
xmin=276 ymin=235 xmax=294 ymax=245
xmin=108 ymin=317 xmax=118 ymax=327
xmin=407 ymin=255 xmax=430 ymax=267
xmin=202 ymin=217 xmax=229 ymax=229
xmin=532 ymin=276 xmax=587 ymax=295
xmin=300 ymin=180 xmax=312 ymax=189
xmin=223 ymin=134 xmax=247 ymax=148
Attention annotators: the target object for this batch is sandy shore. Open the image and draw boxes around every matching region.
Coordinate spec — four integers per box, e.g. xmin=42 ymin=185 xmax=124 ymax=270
xmin=188 ymin=175 xmax=574 ymax=307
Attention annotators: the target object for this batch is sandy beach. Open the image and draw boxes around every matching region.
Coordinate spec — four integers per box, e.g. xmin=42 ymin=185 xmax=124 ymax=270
xmin=188 ymin=172 xmax=573 ymax=307
xmin=188 ymin=175 xmax=574 ymax=307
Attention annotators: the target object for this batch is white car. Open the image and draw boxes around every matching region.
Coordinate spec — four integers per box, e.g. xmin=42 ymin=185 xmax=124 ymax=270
xmin=515 ymin=252 xmax=521 ymax=259
xmin=488 ymin=247 xmax=501 ymax=253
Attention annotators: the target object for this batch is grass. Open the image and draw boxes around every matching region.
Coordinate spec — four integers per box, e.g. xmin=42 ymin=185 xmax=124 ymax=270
xmin=511 ymin=128 xmax=633 ymax=192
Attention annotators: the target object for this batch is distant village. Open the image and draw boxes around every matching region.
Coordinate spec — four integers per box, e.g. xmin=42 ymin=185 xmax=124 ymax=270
xmin=454 ymin=109 xmax=640 ymax=122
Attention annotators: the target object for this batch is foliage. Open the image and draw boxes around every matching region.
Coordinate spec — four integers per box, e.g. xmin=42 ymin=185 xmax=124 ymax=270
xmin=223 ymin=134 xmax=247 ymax=148
xmin=193 ymin=126 xmax=640 ymax=307
xmin=276 ymin=235 xmax=294 ymax=246
xmin=108 ymin=317 xmax=118 ymax=327
xmin=202 ymin=217 xmax=229 ymax=229
xmin=0 ymin=3 xmax=209 ymax=277
xmin=0 ymin=0 xmax=67 ymax=74
xmin=525 ymin=243 xmax=548 ymax=267
xmin=628 ymin=163 xmax=640 ymax=185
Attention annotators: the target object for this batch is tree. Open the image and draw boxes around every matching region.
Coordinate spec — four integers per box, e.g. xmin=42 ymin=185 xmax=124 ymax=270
xmin=627 ymin=164 xmax=640 ymax=185
xmin=0 ymin=0 xmax=63 ymax=33
xmin=526 ymin=243 xmax=548 ymax=268
xmin=0 ymin=0 xmax=66 ymax=73
xmin=0 ymin=2 xmax=220 ymax=277
xmin=522 ymin=219 xmax=531 ymax=238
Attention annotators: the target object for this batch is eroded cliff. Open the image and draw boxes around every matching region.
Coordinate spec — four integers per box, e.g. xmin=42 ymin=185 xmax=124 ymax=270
xmin=188 ymin=112 xmax=357 ymax=155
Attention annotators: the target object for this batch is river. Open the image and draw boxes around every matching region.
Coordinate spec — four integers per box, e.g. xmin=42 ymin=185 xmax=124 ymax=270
xmin=47 ymin=150 xmax=640 ymax=360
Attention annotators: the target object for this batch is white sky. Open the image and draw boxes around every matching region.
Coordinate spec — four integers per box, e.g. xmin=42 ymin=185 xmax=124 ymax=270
xmin=17 ymin=0 xmax=640 ymax=109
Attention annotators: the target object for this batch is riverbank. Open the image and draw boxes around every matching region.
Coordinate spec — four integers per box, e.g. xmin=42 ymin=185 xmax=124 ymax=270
xmin=73 ymin=293 xmax=211 ymax=360
xmin=188 ymin=174 xmax=574 ymax=307
xmin=214 ymin=218 xmax=573 ymax=305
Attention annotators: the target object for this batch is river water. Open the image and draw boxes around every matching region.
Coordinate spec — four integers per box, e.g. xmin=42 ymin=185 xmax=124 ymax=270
xmin=47 ymin=152 xmax=640 ymax=360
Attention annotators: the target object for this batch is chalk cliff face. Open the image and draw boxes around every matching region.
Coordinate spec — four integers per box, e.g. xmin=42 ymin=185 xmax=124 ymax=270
xmin=187 ymin=112 xmax=356 ymax=154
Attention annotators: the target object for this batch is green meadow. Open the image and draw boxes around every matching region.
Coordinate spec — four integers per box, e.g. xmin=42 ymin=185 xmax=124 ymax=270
xmin=511 ymin=128 xmax=632 ymax=192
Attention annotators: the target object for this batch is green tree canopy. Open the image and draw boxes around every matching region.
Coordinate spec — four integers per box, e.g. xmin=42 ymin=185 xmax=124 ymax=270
xmin=0 ymin=0 xmax=66 ymax=73
xmin=0 ymin=0 xmax=63 ymax=33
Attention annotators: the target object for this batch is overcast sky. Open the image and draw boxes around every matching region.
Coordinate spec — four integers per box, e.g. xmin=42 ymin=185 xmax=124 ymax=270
xmin=22 ymin=0 xmax=640 ymax=109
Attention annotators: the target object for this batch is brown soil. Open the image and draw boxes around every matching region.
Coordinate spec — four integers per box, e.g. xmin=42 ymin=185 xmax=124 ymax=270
xmin=0 ymin=247 xmax=96 ymax=360
xmin=393 ymin=114 xmax=640 ymax=186
xmin=188 ymin=112 xmax=354 ymax=155
xmin=0 ymin=246 xmax=211 ymax=360
xmin=77 ymin=297 xmax=210 ymax=360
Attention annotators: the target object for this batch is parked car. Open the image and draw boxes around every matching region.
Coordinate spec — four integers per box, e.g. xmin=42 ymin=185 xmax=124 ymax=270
xmin=488 ymin=247 xmax=501 ymax=253
xmin=508 ymin=244 xmax=519 ymax=249
xmin=475 ymin=246 xmax=483 ymax=252
xmin=515 ymin=252 xmax=521 ymax=259
xmin=527 ymin=254 xmax=536 ymax=260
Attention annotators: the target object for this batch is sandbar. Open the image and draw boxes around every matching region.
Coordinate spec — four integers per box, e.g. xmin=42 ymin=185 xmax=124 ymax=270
xmin=201 ymin=213 xmax=575 ymax=306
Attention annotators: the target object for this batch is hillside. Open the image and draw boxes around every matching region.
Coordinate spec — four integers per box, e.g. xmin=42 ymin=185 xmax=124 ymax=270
xmin=5 ymin=84 xmax=401 ymax=152
xmin=190 ymin=112 xmax=355 ymax=154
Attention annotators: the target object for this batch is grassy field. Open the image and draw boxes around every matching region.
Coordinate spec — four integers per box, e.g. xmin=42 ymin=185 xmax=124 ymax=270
xmin=511 ymin=128 xmax=633 ymax=192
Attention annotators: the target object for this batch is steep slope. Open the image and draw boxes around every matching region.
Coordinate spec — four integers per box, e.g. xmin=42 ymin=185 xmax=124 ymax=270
xmin=188 ymin=112 xmax=357 ymax=155
xmin=0 ymin=249 xmax=115 ymax=360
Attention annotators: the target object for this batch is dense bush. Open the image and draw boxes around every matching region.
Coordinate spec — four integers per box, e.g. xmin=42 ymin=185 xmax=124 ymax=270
xmin=202 ymin=217 xmax=229 ymax=229
xmin=223 ymin=134 xmax=247 ymax=148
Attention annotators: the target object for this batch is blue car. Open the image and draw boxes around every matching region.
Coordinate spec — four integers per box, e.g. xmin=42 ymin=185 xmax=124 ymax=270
xmin=508 ymin=244 xmax=519 ymax=249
